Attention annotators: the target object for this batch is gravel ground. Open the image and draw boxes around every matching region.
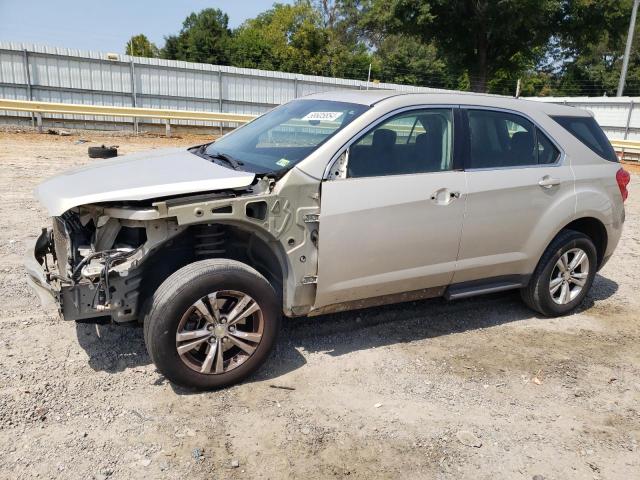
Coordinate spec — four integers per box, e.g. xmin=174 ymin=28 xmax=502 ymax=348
xmin=1 ymin=129 xmax=639 ymax=480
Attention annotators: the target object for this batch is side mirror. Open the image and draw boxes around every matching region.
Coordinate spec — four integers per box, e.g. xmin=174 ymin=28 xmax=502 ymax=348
xmin=328 ymin=148 xmax=349 ymax=180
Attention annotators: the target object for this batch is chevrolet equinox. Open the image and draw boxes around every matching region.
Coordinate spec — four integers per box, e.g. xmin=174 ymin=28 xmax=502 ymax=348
xmin=26 ymin=91 xmax=629 ymax=389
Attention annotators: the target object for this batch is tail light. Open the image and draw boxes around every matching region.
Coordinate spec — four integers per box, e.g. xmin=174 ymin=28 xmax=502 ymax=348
xmin=616 ymin=168 xmax=631 ymax=202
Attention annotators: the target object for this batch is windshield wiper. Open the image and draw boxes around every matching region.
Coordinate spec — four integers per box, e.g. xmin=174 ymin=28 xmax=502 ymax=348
xmin=192 ymin=144 xmax=244 ymax=171
xmin=207 ymin=150 xmax=244 ymax=171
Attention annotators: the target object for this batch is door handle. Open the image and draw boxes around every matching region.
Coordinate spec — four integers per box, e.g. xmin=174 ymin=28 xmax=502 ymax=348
xmin=538 ymin=176 xmax=561 ymax=188
xmin=430 ymin=188 xmax=460 ymax=205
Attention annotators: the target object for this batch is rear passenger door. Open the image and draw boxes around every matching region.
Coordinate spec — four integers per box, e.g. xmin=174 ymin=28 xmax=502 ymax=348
xmin=453 ymin=108 xmax=574 ymax=284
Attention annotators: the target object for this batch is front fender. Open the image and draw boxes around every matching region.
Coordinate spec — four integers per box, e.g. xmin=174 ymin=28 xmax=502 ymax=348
xmin=159 ymin=169 xmax=322 ymax=317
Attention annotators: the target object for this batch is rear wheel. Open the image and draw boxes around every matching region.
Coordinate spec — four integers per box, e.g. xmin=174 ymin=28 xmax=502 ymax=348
xmin=144 ymin=259 xmax=280 ymax=390
xmin=521 ymin=230 xmax=597 ymax=316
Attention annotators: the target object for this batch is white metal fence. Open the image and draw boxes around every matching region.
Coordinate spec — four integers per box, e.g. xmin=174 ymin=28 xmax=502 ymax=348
xmin=528 ymin=97 xmax=640 ymax=141
xmin=0 ymin=42 xmax=446 ymax=131
xmin=1 ymin=42 xmax=639 ymax=140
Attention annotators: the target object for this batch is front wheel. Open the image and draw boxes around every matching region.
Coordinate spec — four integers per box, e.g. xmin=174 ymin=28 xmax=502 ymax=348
xmin=521 ymin=230 xmax=597 ymax=317
xmin=144 ymin=259 xmax=280 ymax=390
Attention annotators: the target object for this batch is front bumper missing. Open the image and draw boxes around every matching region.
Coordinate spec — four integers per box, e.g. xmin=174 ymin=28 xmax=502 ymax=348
xmin=25 ymin=227 xmax=142 ymax=323
xmin=24 ymin=231 xmax=59 ymax=308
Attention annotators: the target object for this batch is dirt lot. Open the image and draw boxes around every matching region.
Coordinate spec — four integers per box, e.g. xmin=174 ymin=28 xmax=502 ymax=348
xmin=0 ymin=129 xmax=639 ymax=480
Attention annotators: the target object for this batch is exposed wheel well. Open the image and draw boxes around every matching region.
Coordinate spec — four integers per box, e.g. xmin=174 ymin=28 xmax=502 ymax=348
xmin=135 ymin=223 xmax=285 ymax=319
xmin=561 ymin=217 xmax=608 ymax=269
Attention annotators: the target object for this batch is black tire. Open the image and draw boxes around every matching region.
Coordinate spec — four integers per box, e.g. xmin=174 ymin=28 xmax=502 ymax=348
xmin=521 ymin=229 xmax=597 ymax=317
xmin=144 ymin=259 xmax=280 ymax=390
xmin=141 ymin=295 xmax=153 ymax=349
xmin=88 ymin=145 xmax=118 ymax=159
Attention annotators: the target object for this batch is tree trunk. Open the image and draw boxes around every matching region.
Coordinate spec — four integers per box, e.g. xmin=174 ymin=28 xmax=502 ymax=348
xmin=470 ymin=34 xmax=489 ymax=93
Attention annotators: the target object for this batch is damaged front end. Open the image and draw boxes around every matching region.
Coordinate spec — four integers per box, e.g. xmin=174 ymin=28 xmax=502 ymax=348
xmin=27 ymin=161 xmax=322 ymax=323
xmin=28 ymin=205 xmax=184 ymax=323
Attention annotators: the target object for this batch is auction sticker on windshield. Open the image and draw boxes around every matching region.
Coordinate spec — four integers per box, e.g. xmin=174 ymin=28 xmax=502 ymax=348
xmin=302 ymin=111 xmax=343 ymax=122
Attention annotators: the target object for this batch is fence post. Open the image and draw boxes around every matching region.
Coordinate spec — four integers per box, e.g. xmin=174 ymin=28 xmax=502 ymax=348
xmin=22 ymin=49 xmax=34 ymax=127
xmin=294 ymin=77 xmax=299 ymax=99
xmin=129 ymin=60 xmax=138 ymax=134
xmin=218 ymin=70 xmax=224 ymax=135
xmin=35 ymin=112 xmax=42 ymax=133
xmin=165 ymin=119 xmax=171 ymax=138
xmin=624 ymin=100 xmax=634 ymax=140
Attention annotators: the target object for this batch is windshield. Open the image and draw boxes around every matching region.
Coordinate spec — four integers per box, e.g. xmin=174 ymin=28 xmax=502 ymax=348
xmin=205 ymin=99 xmax=369 ymax=173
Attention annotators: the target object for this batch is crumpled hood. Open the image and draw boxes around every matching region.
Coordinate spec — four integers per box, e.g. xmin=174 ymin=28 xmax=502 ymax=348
xmin=35 ymin=147 xmax=256 ymax=216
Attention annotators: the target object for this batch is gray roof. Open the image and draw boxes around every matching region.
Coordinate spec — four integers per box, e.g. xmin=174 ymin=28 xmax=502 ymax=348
xmin=303 ymin=90 xmax=406 ymax=106
xmin=304 ymin=90 xmax=590 ymax=117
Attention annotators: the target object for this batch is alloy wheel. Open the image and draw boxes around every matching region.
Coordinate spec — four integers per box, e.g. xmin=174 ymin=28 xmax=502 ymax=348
xmin=175 ymin=290 xmax=264 ymax=374
xmin=549 ymin=248 xmax=590 ymax=305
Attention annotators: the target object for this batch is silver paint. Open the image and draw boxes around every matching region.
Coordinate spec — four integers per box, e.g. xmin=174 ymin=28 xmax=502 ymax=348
xmin=34 ymin=148 xmax=255 ymax=216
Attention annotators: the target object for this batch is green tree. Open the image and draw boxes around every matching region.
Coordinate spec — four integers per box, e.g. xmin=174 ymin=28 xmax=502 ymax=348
xmin=230 ymin=1 xmax=374 ymax=79
xmin=230 ymin=22 xmax=278 ymax=70
xmin=125 ymin=34 xmax=159 ymax=58
xmin=231 ymin=2 xmax=329 ymax=75
xmin=551 ymin=0 xmax=636 ymax=96
xmin=314 ymin=0 xmax=373 ymax=78
xmin=146 ymin=0 xmax=640 ymax=96
xmin=385 ymin=0 xmax=565 ymax=92
xmin=161 ymin=8 xmax=232 ymax=65
xmin=373 ymin=34 xmax=450 ymax=87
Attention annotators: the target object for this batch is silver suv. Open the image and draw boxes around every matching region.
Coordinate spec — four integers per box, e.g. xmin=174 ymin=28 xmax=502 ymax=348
xmin=26 ymin=91 xmax=629 ymax=389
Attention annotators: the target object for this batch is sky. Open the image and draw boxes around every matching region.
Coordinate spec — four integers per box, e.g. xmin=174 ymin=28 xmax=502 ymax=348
xmin=0 ymin=0 xmax=293 ymax=53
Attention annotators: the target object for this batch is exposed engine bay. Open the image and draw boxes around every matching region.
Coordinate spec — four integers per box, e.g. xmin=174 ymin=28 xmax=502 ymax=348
xmin=37 ymin=207 xmax=185 ymax=322
xmin=31 ymin=169 xmax=322 ymax=323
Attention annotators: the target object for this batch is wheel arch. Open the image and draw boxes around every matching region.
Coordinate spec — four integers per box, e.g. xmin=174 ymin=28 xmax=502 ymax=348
xmin=136 ymin=220 xmax=291 ymax=319
xmin=552 ymin=216 xmax=608 ymax=270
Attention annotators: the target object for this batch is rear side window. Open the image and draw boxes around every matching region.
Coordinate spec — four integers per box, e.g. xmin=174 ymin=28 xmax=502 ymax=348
xmin=466 ymin=110 xmax=559 ymax=168
xmin=552 ymin=115 xmax=618 ymax=162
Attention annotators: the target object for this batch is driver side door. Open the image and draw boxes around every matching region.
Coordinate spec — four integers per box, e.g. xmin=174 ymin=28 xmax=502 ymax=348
xmin=313 ymin=107 xmax=467 ymax=309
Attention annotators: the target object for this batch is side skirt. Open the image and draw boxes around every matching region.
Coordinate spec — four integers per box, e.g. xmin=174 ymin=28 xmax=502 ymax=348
xmin=306 ymin=275 xmax=530 ymax=317
xmin=444 ymin=275 xmax=530 ymax=301
xmin=308 ymin=286 xmax=446 ymax=316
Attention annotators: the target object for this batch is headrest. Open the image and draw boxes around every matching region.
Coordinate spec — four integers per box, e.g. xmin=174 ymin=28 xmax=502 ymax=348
xmin=415 ymin=133 xmax=428 ymax=148
xmin=372 ymin=129 xmax=396 ymax=148
xmin=511 ymin=131 xmax=534 ymax=152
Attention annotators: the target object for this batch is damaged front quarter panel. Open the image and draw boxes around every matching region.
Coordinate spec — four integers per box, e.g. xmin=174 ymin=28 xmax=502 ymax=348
xmin=155 ymin=167 xmax=321 ymax=317
xmin=41 ymin=166 xmax=321 ymax=323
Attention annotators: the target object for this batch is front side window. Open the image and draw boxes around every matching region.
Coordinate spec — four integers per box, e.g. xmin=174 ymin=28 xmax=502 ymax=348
xmin=467 ymin=109 xmax=560 ymax=168
xmin=347 ymin=108 xmax=453 ymax=178
xmin=205 ymin=99 xmax=368 ymax=173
